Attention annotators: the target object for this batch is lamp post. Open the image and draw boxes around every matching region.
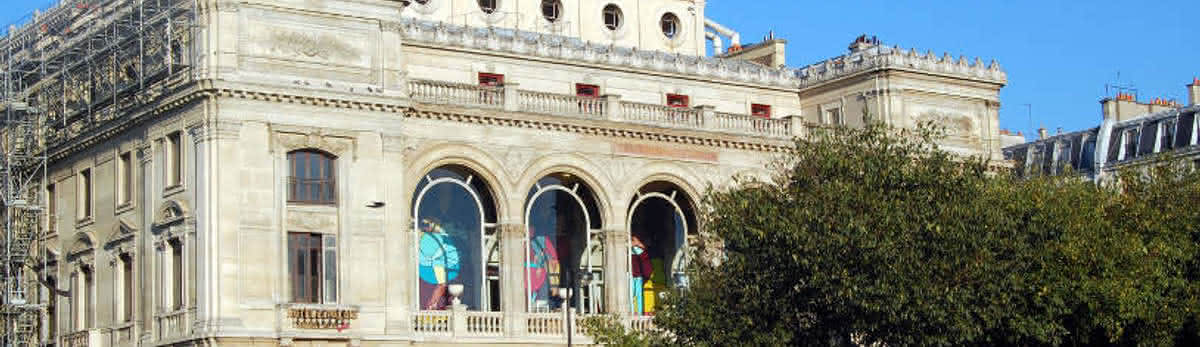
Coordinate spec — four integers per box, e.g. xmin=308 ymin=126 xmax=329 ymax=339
xmin=563 ymin=269 xmax=593 ymax=347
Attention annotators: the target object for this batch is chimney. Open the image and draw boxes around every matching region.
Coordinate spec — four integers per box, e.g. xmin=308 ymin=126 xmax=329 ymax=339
xmin=1190 ymin=77 xmax=1199 ymax=106
xmin=1038 ymin=127 xmax=1048 ymax=140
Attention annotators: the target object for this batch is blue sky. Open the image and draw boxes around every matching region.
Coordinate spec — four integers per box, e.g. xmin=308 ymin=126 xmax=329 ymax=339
xmin=2 ymin=0 xmax=1196 ymax=138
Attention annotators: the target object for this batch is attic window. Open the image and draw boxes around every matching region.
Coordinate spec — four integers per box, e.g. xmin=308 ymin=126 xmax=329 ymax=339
xmin=660 ymin=13 xmax=680 ymax=38
xmin=541 ymin=0 xmax=561 ymax=22
xmin=576 ymin=84 xmax=600 ymax=98
xmin=478 ymin=0 xmax=496 ymax=14
xmin=478 ymin=73 xmax=504 ymax=87
xmin=602 ymin=5 xmax=623 ymax=31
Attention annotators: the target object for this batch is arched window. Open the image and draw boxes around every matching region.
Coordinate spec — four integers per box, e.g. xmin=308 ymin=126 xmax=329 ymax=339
xmin=412 ymin=166 xmax=499 ymax=311
xmin=287 ymin=150 xmax=336 ymax=204
xmin=525 ymin=173 xmax=604 ymax=313
xmin=627 ymin=181 xmax=696 ymax=316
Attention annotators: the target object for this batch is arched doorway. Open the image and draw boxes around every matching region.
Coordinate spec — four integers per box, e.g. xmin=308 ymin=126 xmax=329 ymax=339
xmin=524 ymin=173 xmax=604 ymax=313
xmin=627 ymin=181 xmax=696 ymax=316
xmin=411 ymin=165 xmax=500 ymax=311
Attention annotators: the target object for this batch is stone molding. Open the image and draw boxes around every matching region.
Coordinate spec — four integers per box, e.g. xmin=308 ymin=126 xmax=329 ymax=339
xmin=393 ymin=18 xmax=1007 ymax=90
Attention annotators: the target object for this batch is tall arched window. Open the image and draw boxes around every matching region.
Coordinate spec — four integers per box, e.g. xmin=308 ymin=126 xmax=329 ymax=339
xmin=287 ymin=150 xmax=336 ymax=204
xmin=627 ymin=181 xmax=696 ymax=316
xmin=525 ymin=173 xmax=604 ymax=313
xmin=412 ymin=166 xmax=499 ymax=311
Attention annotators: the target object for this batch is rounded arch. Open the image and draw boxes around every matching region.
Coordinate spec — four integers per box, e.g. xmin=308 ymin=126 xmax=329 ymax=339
xmin=403 ymin=143 xmax=512 ymax=223
xmin=523 ymin=171 xmax=606 ymax=314
xmin=410 ymin=164 xmax=502 ymax=311
xmin=513 ymin=153 xmax=614 ymax=227
xmin=626 ymin=179 xmax=699 ymax=316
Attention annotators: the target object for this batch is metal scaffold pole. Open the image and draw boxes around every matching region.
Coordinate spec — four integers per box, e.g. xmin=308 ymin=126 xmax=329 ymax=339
xmin=0 ymin=0 xmax=199 ymax=344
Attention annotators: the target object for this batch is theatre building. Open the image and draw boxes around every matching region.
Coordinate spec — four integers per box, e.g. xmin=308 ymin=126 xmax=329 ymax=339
xmin=2 ymin=0 xmax=1007 ymax=345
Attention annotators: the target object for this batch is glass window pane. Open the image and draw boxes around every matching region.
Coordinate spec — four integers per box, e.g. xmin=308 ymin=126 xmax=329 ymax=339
xmin=417 ymin=181 xmax=484 ymax=310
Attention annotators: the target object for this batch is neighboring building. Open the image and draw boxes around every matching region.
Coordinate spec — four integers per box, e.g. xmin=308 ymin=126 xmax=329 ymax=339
xmin=0 ymin=0 xmax=1006 ymax=346
xmin=1005 ymin=79 xmax=1200 ymax=180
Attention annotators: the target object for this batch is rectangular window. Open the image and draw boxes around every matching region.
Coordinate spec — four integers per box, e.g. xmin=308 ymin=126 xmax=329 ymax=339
xmin=288 ymin=233 xmax=337 ymax=304
xmin=575 ymin=84 xmax=600 ymax=98
xmin=167 ymin=132 xmax=183 ymax=187
xmin=1160 ymin=120 xmax=1176 ymax=152
xmin=753 ymin=104 xmax=773 ymax=118
xmin=119 ymin=152 xmax=133 ymax=205
xmin=68 ymin=273 xmax=76 ymax=332
xmin=47 ymin=277 xmax=56 ymax=338
xmin=478 ymin=73 xmax=504 ymax=87
xmin=83 ymin=269 xmax=93 ymax=329
xmin=171 ymin=240 xmax=183 ymax=310
xmin=122 ymin=255 xmax=134 ymax=322
xmin=666 ymin=94 xmax=690 ymax=108
xmin=78 ymin=169 xmax=92 ymax=219
xmin=1122 ymin=129 xmax=1139 ymax=160
xmin=47 ymin=184 xmax=55 ymax=233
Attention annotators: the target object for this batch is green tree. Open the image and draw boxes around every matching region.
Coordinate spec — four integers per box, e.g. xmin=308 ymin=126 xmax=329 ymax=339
xmin=585 ymin=124 xmax=1200 ymax=346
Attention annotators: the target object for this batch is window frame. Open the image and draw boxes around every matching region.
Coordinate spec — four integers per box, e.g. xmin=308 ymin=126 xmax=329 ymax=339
xmin=477 ymin=0 xmax=497 ymax=14
xmin=78 ymin=169 xmax=93 ymax=221
xmin=666 ymin=94 xmax=690 ymax=108
xmin=170 ymin=239 xmax=184 ymax=311
xmin=287 ymin=150 xmax=338 ymax=205
xmin=660 ymin=13 xmax=680 ymax=38
xmin=576 ymin=83 xmax=600 ymax=98
xmin=166 ymin=132 xmax=184 ymax=189
xmin=752 ymin=104 xmax=773 ymax=118
xmin=121 ymin=254 xmax=134 ymax=322
xmin=602 ymin=4 xmax=623 ymax=31
xmin=288 ymin=232 xmax=338 ymax=304
xmin=118 ymin=151 xmax=134 ymax=206
xmin=47 ymin=183 xmax=56 ymax=234
xmin=478 ymin=73 xmax=505 ymax=87
xmin=541 ymin=0 xmax=562 ymax=23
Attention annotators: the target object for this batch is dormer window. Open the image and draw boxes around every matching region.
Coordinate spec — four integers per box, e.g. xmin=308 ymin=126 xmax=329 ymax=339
xmin=602 ymin=5 xmax=623 ymax=31
xmin=477 ymin=0 xmax=496 ymax=14
xmin=661 ymin=13 xmax=680 ymax=38
xmin=541 ymin=0 xmax=561 ymax=22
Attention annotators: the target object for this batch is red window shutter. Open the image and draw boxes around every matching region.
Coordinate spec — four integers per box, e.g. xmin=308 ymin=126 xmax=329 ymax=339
xmin=478 ymin=73 xmax=505 ymax=87
xmin=576 ymin=84 xmax=600 ymax=98
xmin=752 ymin=104 xmax=772 ymax=118
xmin=667 ymin=94 xmax=689 ymax=108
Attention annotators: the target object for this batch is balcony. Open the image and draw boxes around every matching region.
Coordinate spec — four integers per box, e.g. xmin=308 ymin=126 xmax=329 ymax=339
xmin=62 ymin=329 xmax=99 ymax=347
xmin=156 ymin=309 xmax=191 ymax=342
xmin=404 ymin=307 xmax=655 ymax=343
xmin=407 ymin=79 xmax=799 ymax=140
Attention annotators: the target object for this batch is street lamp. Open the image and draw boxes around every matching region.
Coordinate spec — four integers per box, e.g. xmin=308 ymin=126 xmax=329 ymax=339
xmin=564 ymin=269 xmax=593 ymax=347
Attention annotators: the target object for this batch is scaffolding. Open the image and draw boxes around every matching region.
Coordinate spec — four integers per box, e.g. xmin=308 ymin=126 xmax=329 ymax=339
xmin=1 ymin=0 xmax=198 ymax=346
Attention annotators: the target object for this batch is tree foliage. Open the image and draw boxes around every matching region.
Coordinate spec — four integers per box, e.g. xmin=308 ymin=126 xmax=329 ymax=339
xmin=586 ymin=124 xmax=1200 ymax=346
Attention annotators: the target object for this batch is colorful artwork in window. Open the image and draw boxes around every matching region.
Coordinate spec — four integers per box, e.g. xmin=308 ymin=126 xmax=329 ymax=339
xmin=414 ymin=167 xmax=495 ymax=311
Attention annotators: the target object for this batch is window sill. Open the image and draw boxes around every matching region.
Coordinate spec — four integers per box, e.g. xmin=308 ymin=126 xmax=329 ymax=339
xmin=115 ymin=202 xmax=135 ymax=215
xmin=75 ymin=217 xmax=94 ymax=229
xmin=163 ymin=184 xmax=185 ymax=198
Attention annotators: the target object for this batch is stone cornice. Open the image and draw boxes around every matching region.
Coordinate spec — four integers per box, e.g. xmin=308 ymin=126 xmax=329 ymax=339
xmin=795 ymin=45 xmax=1007 ymax=90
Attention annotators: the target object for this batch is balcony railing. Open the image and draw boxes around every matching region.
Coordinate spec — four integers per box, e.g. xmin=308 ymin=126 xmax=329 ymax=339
xmin=156 ymin=309 xmax=190 ymax=341
xmin=519 ymin=90 xmax=606 ymax=118
xmin=407 ymin=79 xmax=799 ymax=139
xmin=62 ymin=330 xmax=90 ymax=347
xmin=113 ymin=322 xmax=135 ymax=346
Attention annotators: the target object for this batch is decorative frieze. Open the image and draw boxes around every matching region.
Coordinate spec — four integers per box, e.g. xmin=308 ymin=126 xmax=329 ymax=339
xmin=284 ymin=305 xmax=360 ymax=330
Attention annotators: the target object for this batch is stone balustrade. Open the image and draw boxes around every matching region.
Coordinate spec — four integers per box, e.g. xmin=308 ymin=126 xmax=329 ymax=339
xmin=408 ymin=78 xmax=798 ymax=139
xmin=113 ymin=322 xmax=135 ymax=346
xmin=156 ymin=309 xmax=190 ymax=341
xmin=518 ymin=90 xmax=606 ymax=118
xmin=403 ymin=308 xmax=640 ymax=343
xmin=622 ymin=102 xmax=704 ymax=128
xmin=62 ymin=329 xmax=96 ymax=347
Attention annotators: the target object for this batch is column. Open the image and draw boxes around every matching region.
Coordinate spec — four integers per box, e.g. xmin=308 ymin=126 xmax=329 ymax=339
xmin=498 ymin=223 xmax=526 ymax=336
xmin=603 ymin=229 xmax=631 ymax=316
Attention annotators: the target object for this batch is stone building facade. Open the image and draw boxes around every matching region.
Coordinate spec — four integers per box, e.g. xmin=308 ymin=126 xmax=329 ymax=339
xmin=8 ymin=0 xmax=1007 ymax=346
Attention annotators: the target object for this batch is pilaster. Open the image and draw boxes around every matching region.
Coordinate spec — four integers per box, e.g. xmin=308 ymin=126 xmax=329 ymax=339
xmin=498 ymin=223 xmax=526 ymax=335
xmin=603 ymin=228 xmax=631 ymax=316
